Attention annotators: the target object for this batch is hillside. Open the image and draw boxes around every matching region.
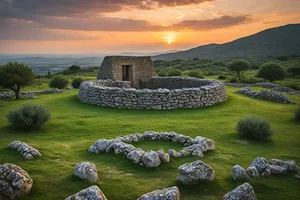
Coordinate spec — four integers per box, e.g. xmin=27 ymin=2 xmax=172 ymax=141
xmin=153 ymin=24 xmax=300 ymax=61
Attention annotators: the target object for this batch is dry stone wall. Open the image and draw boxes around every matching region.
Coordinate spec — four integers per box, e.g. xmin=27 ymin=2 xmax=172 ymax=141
xmin=78 ymin=77 xmax=228 ymax=110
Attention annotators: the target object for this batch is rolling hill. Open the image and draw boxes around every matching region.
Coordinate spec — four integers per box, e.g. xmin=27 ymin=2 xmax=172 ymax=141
xmin=152 ymin=24 xmax=300 ymax=61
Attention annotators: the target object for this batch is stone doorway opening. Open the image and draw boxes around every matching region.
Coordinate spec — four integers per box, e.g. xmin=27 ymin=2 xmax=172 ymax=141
xmin=122 ymin=65 xmax=132 ymax=81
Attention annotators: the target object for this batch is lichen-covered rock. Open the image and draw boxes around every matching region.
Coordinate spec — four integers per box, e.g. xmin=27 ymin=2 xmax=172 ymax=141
xmin=127 ymin=148 xmax=145 ymax=164
xmin=157 ymin=149 xmax=170 ymax=163
xmin=269 ymin=159 xmax=298 ymax=172
xmin=88 ymin=139 xmax=113 ymax=153
xmin=232 ymin=165 xmax=247 ymax=180
xmin=206 ymin=139 xmax=215 ymax=150
xmin=222 ymin=182 xmax=257 ymax=200
xmin=246 ymin=166 xmax=260 ymax=178
xmin=177 ymin=160 xmax=214 ymax=184
xmin=0 ymin=163 xmax=33 ymax=200
xmin=250 ymin=157 xmax=269 ymax=173
xmin=65 ymin=185 xmax=107 ymax=200
xmin=269 ymin=165 xmax=287 ymax=174
xmin=74 ymin=162 xmax=99 ymax=183
xmin=142 ymin=150 xmax=161 ymax=168
xmin=137 ymin=186 xmax=180 ymax=200
xmin=9 ymin=141 xmax=42 ymax=159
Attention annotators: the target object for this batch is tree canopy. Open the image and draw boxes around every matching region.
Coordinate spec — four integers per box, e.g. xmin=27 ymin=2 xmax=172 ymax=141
xmin=228 ymin=59 xmax=251 ymax=82
xmin=257 ymin=63 xmax=286 ymax=82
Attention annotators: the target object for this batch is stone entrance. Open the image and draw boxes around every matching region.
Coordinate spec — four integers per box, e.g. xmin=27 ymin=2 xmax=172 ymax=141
xmin=122 ymin=65 xmax=132 ymax=81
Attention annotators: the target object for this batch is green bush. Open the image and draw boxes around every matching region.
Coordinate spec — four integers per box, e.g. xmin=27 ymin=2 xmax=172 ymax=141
xmin=295 ymin=107 xmax=300 ymax=122
xmin=158 ymin=69 xmax=168 ymax=77
xmin=229 ymin=77 xmax=237 ymax=83
xmin=218 ymin=75 xmax=227 ymax=80
xmin=6 ymin=103 xmax=51 ymax=130
xmin=168 ymin=68 xmax=182 ymax=76
xmin=49 ymin=75 xmax=68 ymax=89
xmin=236 ymin=116 xmax=274 ymax=140
xmin=241 ymin=77 xmax=265 ymax=84
xmin=187 ymin=70 xmax=204 ymax=78
xmin=287 ymin=66 xmax=300 ymax=76
xmin=72 ymin=77 xmax=84 ymax=89
xmin=257 ymin=63 xmax=286 ymax=82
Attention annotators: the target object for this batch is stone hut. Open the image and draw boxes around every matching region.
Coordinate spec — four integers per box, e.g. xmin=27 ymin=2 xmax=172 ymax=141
xmin=97 ymin=56 xmax=156 ymax=88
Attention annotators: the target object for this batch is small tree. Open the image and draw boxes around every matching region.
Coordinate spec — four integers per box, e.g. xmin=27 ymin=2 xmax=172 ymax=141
xmin=69 ymin=65 xmax=81 ymax=75
xmin=228 ymin=60 xmax=251 ymax=82
xmin=257 ymin=63 xmax=286 ymax=82
xmin=49 ymin=75 xmax=68 ymax=89
xmin=0 ymin=62 xmax=35 ymax=99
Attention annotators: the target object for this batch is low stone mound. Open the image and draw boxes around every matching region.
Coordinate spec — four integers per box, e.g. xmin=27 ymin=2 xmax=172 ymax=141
xmin=74 ymin=162 xmax=99 ymax=183
xmin=9 ymin=141 xmax=42 ymax=159
xmin=177 ymin=160 xmax=215 ymax=184
xmin=137 ymin=186 xmax=180 ymax=200
xmin=0 ymin=163 xmax=33 ymax=200
xmin=88 ymin=131 xmax=215 ymax=168
xmin=65 ymin=185 xmax=107 ymax=200
xmin=35 ymin=88 xmax=65 ymax=94
xmin=222 ymin=182 xmax=257 ymax=200
xmin=236 ymin=87 xmax=292 ymax=104
xmin=231 ymin=157 xmax=298 ymax=180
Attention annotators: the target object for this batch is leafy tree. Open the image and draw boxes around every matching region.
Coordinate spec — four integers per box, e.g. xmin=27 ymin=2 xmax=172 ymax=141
xmin=49 ymin=75 xmax=68 ymax=89
xmin=287 ymin=65 xmax=300 ymax=76
xmin=69 ymin=65 xmax=81 ymax=75
xmin=0 ymin=62 xmax=35 ymax=99
xmin=257 ymin=63 xmax=286 ymax=82
xmin=228 ymin=60 xmax=251 ymax=82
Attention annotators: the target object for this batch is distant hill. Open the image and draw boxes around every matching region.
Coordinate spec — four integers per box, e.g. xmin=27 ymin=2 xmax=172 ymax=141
xmin=153 ymin=24 xmax=300 ymax=61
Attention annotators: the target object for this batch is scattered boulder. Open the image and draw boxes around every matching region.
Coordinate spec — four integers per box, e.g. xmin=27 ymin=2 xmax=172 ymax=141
xmin=74 ymin=162 xmax=99 ymax=183
xmin=250 ymin=157 xmax=269 ymax=173
xmin=177 ymin=160 xmax=214 ymax=184
xmin=269 ymin=165 xmax=287 ymax=175
xmin=88 ymin=139 xmax=113 ymax=153
xmin=157 ymin=149 xmax=170 ymax=163
xmin=232 ymin=165 xmax=247 ymax=180
xmin=222 ymin=182 xmax=257 ymax=200
xmin=142 ymin=150 xmax=161 ymax=168
xmin=246 ymin=166 xmax=260 ymax=178
xmin=65 ymin=185 xmax=107 ymax=200
xmin=0 ymin=163 xmax=33 ymax=200
xmin=137 ymin=186 xmax=180 ymax=200
xmin=9 ymin=141 xmax=42 ymax=159
xmin=127 ymin=148 xmax=145 ymax=164
xmin=269 ymin=159 xmax=298 ymax=172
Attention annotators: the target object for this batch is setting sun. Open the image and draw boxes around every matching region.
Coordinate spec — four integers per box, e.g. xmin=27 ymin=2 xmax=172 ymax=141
xmin=164 ymin=31 xmax=176 ymax=45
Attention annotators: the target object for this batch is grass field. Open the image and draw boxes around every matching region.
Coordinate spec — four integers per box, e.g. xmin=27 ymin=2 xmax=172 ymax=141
xmin=0 ymin=86 xmax=299 ymax=200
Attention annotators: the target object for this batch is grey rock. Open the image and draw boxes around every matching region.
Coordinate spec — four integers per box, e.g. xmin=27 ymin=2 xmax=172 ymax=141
xmin=137 ymin=186 xmax=180 ymax=200
xmin=222 ymin=182 xmax=257 ymax=200
xmin=250 ymin=157 xmax=269 ymax=173
xmin=65 ymin=185 xmax=107 ymax=200
xmin=232 ymin=165 xmax=247 ymax=180
xmin=269 ymin=165 xmax=287 ymax=174
xmin=246 ymin=166 xmax=260 ymax=178
xmin=178 ymin=160 xmax=215 ymax=184
xmin=9 ymin=141 xmax=42 ymax=159
xmin=269 ymin=159 xmax=298 ymax=172
xmin=74 ymin=162 xmax=99 ymax=183
xmin=157 ymin=149 xmax=170 ymax=163
xmin=206 ymin=139 xmax=215 ymax=150
xmin=142 ymin=150 xmax=161 ymax=168
xmin=0 ymin=163 xmax=33 ymax=200
xmin=127 ymin=148 xmax=145 ymax=164
xmin=89 ymin=139 xmax=113 ymax=153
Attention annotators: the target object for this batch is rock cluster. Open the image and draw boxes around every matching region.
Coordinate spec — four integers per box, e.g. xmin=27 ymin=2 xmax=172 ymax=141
xmin=35 ymin=88 xmax=65 ymax=94
xmin=236 ymin=87 xmax=292 ymax=104
xmin=137 ymin=186 xmax=180 ymax=200
xmin=9 ymin=141 xmax=42 ymax=159
xmin=88 ymin=131 xmax=215 ymax=168
xmin=231 ymin=157 xmax=298 ymax=180
xmin=0 ymin=91 xmax=14 ymax=99
xmin=74 ymin=162 xmax=99 ymax=183
xmin=78 ymin=77 xmax=228 ymax=110
xmin=222 ymin=182 xmax=257 ymax=200
xmin=65 ymin=185 xmax=107 ymax=200
xmin=0 ymin=92 xmax=36 ymax=99
xmin=0 ymin=163 xmax=33 ymax=200
xmin=177 ymin=160 xmax=215 ymax=184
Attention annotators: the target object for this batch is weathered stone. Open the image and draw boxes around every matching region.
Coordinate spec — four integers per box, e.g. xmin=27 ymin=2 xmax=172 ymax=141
xmin=88 ymin=139 xmax=112 ymax=153
xmin=137 ymin=186 xmax=180 ymax=200
xmin=206 ymin=139 xmax=215 ymax=150
xmin=74 ymin=162 xmax=99 ymax=183
xmin=157 ymin=149 xmax=170 ymax=163
xmin=246 ymin=166 xmax=260 ymax=178
xmin=269 ymin=165 xmax=287 ymax=174
xmin=0 ymin=163 xmax=33 ymax=200
xmin=65 ymin=185 xmax=107 ymax=200
xmin=127 ymin=148 xmax=145 ymax=164
xmin=9 ymin=141 xmax=42 ymax=159
xmin=269 ymin=159 xmax=298 ymax=172
xmin=250 ymin=157 xmax=269 ymax=173
xmin=142 ymin=150 xmax=161 ymax=168
xmin=222 ymin=182 xmax=257 ymax=200
xmin=177 ymin=160 xmax=215 ymax=184
xmin=232 ymin=165 xmax=247 ymax=180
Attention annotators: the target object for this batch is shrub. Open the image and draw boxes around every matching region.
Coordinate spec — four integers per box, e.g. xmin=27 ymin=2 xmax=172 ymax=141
xmin=229 ymin=77 xmax=237 ymax=83
xmin=218 ymin=75 xmax=227 ymax=80
xmin=187 ymin=70 xmax=204 ymax=78
xmin=257 ymin=63 xmax=286 ymax=82
xmin=49 ymin=75 xmax=68 ymax=89
xmin=236 ymin=116 xmax=274 ymax=140
xmin=241 ymin=77 xmax=264 ymax=84
xmin=168 ymin=68 xmax=182 ymax=76
xmin=72 ymin=77 xmax=84 ymax=89
xmin=158 ymin=69 xmax=168 ymax=77
xmin=295 ymin=107 xmax=300 ymax=122
xmin=6 ymin=103 xmax=51 ymax=130
xmin=287 ymin=66 xmax=300 ymax=76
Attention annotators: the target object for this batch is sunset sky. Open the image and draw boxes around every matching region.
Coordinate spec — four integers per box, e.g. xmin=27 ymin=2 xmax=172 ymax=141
xmin=0 ymin=0 xmax=300 ymax=55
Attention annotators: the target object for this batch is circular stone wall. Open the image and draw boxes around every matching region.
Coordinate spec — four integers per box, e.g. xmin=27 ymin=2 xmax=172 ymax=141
xmin=78 ymin=77 xmax=228 ymax=110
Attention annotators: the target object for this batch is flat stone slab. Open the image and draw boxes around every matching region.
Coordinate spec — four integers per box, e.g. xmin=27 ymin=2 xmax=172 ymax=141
xmin=9 ymin=141 xmax=42 ymax=159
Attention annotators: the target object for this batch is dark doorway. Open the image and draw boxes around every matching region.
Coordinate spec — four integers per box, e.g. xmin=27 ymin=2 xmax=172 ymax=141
xmin=122 ymin=65 xmax=132 ymax=81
